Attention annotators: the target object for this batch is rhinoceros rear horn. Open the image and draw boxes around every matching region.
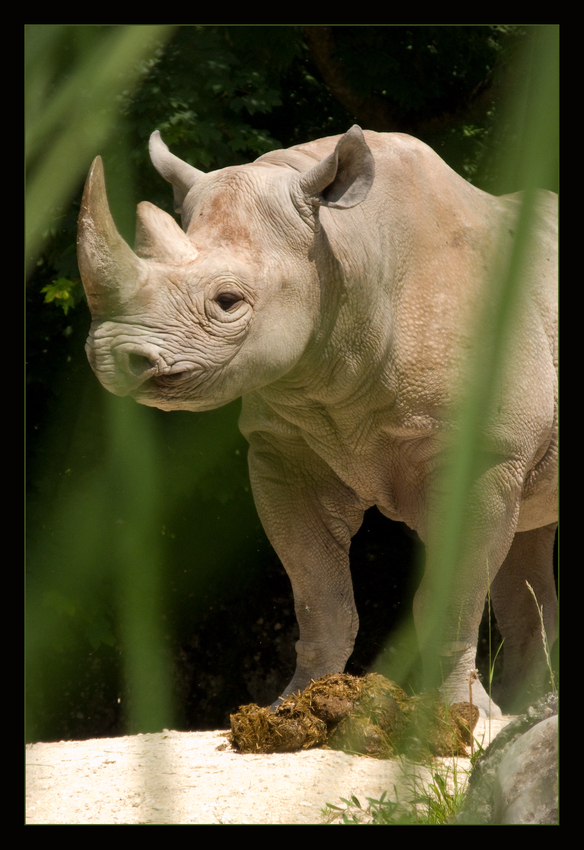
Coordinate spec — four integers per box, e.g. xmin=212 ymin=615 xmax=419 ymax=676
xmin=299 ymin=125 xmax=375 ymax=210
xmin=149 ymin=130 xmax=204 ymax=215
xmin=134 ymin=201 xmax=199 ymax=264
xmin=77 ymin=156 xmax=148 ymax=318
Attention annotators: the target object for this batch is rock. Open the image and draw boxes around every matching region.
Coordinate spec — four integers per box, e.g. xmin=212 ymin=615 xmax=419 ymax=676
xmin=493 ymin=715 xmax=558 ymax=824
xmin=457 ymin=692 xmax=558 ymax=824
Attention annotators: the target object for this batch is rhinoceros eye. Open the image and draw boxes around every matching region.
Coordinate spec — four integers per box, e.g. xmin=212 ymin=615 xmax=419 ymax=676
xmin=215 ymin=292 xmax=243 ymax=312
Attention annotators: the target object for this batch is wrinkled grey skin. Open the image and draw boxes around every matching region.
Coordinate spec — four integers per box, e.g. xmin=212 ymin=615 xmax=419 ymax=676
xmin=78 ymin=126 xmax=558 ymax=716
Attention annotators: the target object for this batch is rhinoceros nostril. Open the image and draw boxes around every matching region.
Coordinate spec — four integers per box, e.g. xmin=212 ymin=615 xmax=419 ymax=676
xmin=127 ymin=352 xmax=158 ymax=377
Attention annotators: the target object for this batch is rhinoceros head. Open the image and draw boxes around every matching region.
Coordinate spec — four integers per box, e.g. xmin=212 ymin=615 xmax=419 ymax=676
xmin=77 ymin=127 xmax=374 ymax=411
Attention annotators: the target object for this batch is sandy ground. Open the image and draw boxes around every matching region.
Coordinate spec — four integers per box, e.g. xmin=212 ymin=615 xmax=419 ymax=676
xmin=25 ymin=716 xmax=512 ymax=824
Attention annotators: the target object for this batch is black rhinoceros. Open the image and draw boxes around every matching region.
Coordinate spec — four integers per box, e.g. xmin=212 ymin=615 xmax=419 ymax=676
xmin=77 ymin=126 xmax=558 ymax=715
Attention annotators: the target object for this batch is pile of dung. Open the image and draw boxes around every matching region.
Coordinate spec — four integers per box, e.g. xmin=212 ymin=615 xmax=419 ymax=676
xmin=325 ymin=674 xmax=410 ymax=758
xmin=230 ymin=673 xmax=479 ymax=759
xmin=229 ymin=699 xmax=328 ymax=754
xmin=398 ymin=691 xmax=480 ymax=759
xmin=229 ymin=673 xmax=360 ymax=755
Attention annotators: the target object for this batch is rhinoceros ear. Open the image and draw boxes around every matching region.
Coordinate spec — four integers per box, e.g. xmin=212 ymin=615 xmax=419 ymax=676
xmin=299 ymin=125 xmax=375 ymax=209
xmin=77 ymin=156 xmax=148 ymax=318
xmin=149 ymin=130 xmax=203 ymax=216
xmin=134 ymin=201 xmax=199 ymax=263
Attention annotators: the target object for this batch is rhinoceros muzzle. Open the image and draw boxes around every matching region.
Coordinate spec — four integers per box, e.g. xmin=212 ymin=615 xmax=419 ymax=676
xmin=89 ymin=337 xmax=192 ymax=397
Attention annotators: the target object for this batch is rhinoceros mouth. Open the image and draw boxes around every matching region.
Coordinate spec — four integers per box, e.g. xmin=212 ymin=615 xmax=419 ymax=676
xmin=135 ymin=371 xmax=197 ymax=399
xmin=132 ymin=378 xmax=224 ymax=412
xmin=128 ymin=364 xmax=235 ymax=411
xmin=132 ymin=368 xmax=207 ymax=400
xmin=153 ymin=371 xmax=191 ymax=386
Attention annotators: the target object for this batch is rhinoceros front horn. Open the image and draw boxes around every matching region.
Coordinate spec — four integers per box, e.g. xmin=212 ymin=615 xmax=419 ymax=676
xmin=77 ymin=156 xmax=148 ymax=318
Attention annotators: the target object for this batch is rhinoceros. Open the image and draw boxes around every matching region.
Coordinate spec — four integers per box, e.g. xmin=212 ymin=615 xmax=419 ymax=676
xmin=77 ymin=126 xmax=558 ymax=716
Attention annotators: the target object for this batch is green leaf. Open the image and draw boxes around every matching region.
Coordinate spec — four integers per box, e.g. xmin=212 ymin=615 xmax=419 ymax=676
xmin=41 ymin=277 xmax=80 ymax=315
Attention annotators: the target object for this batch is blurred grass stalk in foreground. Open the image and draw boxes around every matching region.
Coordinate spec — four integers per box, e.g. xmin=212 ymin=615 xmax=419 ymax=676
xmin=387 ymin=26 xmax=558 ymax=703
xmin=26 ymin=25 xmax=177 ymax=736
xmin=26 ymin=24 xmax=176 ymax=267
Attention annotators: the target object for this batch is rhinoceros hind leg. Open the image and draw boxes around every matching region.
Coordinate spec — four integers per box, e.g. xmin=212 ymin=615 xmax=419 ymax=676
xmin=490 ymin=523 xmax=558 ymax=713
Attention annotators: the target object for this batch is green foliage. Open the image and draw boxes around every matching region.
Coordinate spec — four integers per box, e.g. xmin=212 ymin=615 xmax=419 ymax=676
xmin=526 ymin=581 xmax=557 ymax=693
xmin=331 ymin=25 xmax=505 ymax=113
xmin=416 ymin=770 xmax=467 ymax=824
xmin=324 ymin=791 xmax=405 ymax=825
xmin=41 ymin=277 xmax=82 ymax=315
xmin=121 ymin=26 xmax=302 ymax=173
xmin=323 ymin=765 xmax=468 ymax=824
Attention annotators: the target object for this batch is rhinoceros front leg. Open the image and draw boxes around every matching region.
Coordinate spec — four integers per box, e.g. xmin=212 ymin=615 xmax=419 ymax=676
xmin=413 ymin=468 xmax=527 ymax=718
xmin=247 ymin=436 xmax=364 ymax=705
xmin=413 ymin=566 xmax=505 ymax=719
